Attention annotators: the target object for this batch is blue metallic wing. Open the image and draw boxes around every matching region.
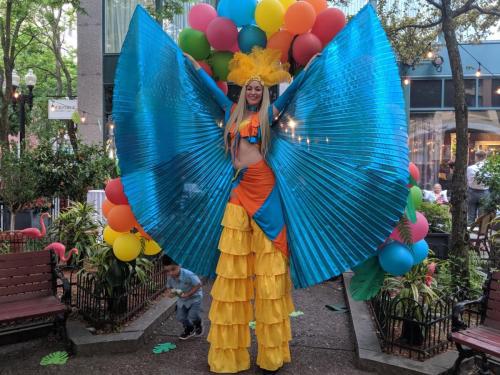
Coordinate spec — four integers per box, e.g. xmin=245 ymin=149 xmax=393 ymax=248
xmin=113 ymin=6 xmax=231 ymax=276
xmin=269 ymin=5 xmax=409 ymax=288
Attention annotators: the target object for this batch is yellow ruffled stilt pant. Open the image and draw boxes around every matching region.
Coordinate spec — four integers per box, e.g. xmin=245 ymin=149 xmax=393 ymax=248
xmin=208 ymin=203 xmax=294 ymax=373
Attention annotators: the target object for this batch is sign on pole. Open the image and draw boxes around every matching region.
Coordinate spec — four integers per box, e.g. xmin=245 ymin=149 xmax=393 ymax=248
xmin=48 ymin=99 xmax=78 ymax=120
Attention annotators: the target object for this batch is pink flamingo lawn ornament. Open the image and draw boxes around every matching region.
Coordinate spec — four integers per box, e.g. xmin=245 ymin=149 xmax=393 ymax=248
xmin=20 ymin=212 xmax=50 ymax=239
xmin=44 ymin=242 xmax=79 ymax=263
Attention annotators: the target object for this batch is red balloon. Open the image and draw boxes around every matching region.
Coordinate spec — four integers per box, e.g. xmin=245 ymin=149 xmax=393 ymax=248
xmin=292 ymin=32 xmax=322 ymax=66
xmin=409 ymin=162 xmax=420 ymax=182
xmin=216 ymin=81 xmax=228 ymax=95
xmin=206 ymin=17 xmax=238 ymax=51
xmin=107 ymin=205 xmax=137 ymax=233
xmin=311 ymin=8 xmax=346 ymax=47
xmin=390 ymin=212 xmax=429 ymax=244
xmin=188 ymin=3 xmax=217 ymax=33
xmin=105 ymin=177 xmax=129 ymax=205
xmin=198 ymin=61 xmax=213 ymax=76
xmin=229 ymin=42 xmax=240 ymax=53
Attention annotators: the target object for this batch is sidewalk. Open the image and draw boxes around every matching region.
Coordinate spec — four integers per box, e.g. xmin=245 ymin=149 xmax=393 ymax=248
xmin=0 ymin=279 xmax=373 ymax=375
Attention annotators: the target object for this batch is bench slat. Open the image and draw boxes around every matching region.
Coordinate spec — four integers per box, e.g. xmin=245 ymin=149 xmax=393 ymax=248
xmin=451 ymin=330 xmax=500 ymax=357
xmin=461 ymin=326 xmax=500 ymax=347
xmin=0 ymin=251 xmax=51 ymax=270
xmin=0 ymin=296 xmax=65 ymax=323
xmin=0 ymin=280 xmax=52 ymax=297
xmin=0 ymin=290 xmax=52 ymax=304
xmin=0 ymin=273 xmax=52 ymax=287
xmin=0 ymin=264 xmax=52 ymax=278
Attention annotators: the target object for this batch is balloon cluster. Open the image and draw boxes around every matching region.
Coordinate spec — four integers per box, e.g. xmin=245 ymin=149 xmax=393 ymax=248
xmin=180 ymin=0 xmax=346 ymax=88
xmin=102 ymin=178 xmax=162 ymax=262
xmin=377 ymin=162 xmax=430 ymax=276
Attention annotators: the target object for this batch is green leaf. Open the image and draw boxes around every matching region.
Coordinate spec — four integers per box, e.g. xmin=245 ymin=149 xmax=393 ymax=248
xmin=40 ymin=351 xmax=69 ymax=366
xmin=406 ymin=192 xmax=417 ymax=223
xmin=249 ymin=321 xmax=256 ymax=330
xmin=152 ymin=342 xmax=177 ymax=354
xmin=350 ymin=257 xmax=385 ymax=301
xmin=409 ymin=175 xmax=418 ymax=187
xmin=289 ymin=310 xmax=304 ymax=317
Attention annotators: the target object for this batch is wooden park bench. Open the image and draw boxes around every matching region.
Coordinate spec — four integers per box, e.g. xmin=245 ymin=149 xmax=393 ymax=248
xmin=449 ymin=271 xmax=500 ymax=374
xmin=0 ymin=250 xmax=70 ymax=345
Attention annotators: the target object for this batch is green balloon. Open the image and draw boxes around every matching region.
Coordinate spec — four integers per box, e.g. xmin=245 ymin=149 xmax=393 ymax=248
xmin=178 ymin=28 xmax=210 ymax=61
xmin=210 ymin=51 xmax=234 ymax=81
xmin=410 ymin=186 xmax=423 ymax=210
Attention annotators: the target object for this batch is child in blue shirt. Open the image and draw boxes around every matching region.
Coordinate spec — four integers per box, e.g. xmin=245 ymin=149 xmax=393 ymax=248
xmin=163 ymin=256 xmax=203 ymax=340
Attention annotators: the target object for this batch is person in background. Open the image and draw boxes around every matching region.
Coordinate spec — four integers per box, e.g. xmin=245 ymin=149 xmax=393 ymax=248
xmin=423 ymin=183 xmax=448 ymax=205
xmin=467 ymin=150 xmax=489 ymax=224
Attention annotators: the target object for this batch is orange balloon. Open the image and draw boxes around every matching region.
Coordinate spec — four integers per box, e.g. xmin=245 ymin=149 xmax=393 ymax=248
xmin=102 ymin=199 xmax=115 ymax=218
xmin=304 ymin=0 xmax=327 ymax=14
xmin=268 ymin=30 xmax=294 ymax=63
xmin=284 ymin=1 xmax=316 ymax=35
xmin=107 ymin=205 xmax=138 ymax=233
xmin=135 ymin=222 xmax=152 ymax=241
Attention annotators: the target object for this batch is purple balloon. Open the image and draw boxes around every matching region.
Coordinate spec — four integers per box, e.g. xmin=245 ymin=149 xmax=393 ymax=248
xmin=206 ymin=17 xmax=238 ymax=51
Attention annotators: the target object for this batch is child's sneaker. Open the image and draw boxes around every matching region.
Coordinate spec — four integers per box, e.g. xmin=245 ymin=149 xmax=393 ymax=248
xmin=179 ymin=326 xmax=195 ymax=340
xmin=194 ymin=324 xmax=203 ymax=336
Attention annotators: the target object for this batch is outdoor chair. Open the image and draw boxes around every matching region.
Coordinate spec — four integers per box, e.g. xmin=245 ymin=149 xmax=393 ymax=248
xmin=468 ymin=212 xmax=496 ymax=258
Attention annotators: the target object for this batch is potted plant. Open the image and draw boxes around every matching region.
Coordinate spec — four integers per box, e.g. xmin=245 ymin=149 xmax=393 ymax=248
xmin=419 ymin=202 xmax=451 ymax=259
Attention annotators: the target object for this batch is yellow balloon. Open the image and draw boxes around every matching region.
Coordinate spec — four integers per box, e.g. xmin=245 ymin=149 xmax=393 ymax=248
xmin=144 ymin=239 xmax=161 ymax=256
xmin=103 ymin=225 xmax=124 ymax=246
xmin=113 ymin=233 xmax=141 ymax=262
xmin=255 ymin=0 xmax=285 ymax=35
xmin=279 ymin=0 xmax=295 ymax=10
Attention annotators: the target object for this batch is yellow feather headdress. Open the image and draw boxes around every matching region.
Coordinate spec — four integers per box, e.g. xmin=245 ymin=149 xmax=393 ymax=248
xmin=227 ymin=47 xmax=291 ymax=87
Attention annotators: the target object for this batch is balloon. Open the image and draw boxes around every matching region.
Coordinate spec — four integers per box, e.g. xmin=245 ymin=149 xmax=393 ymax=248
xmin=135 ymin=222 xmax=152 ymax=240
xmin=410 ymin=186 xmax=423 ymax=210
xmin=178 ymin=28 xmax=210 ymax=60
xmin=102 ymin=199 xmax=115 ymax=218
xmin=188 ymin=3 xmax=217 ymax=32
xmin=305 ymin=0 xmax=327 ymax=14
xmin=103 ymin=225 xmax=123 ymax=246
xmin=216 ymin=81 xmax=228 ymax=95
xmin=144 ymin=239 xmax=162 ymax=256
xmin=206 ymin=17 xmax=238 ymax=51
xmin=390 ymin=212 xmax=429 ymax=244
xmin=210 ymin=51 xmax=234 ymax=81
xmin=411 ymin=240 xmax=429 ymax=265
xmin=292 ymin=32 xmax=322 ymax=66
xmin=311 ymin=8 xmax=346 ymax=46
xmin=279 ymin=0 xmax=296 ymax=10
xmin=217 ymin=0 xmax=230 ymax=17
xmin=105 ymin=177 xmax=128 ymax=205
xmin=267 ymin=30 xmax=293 ymax=62
xmin=255 ymin=0 xmax=285 ymax=35
xmin=284 ymin=1 xmax=316 ymax=35
xmin=229 ymin=42 xmax=240 ymax=53
xmin=221 ymin=0 xmax=257 ymax=27
xmin=198 ymin=61 xmax=213 ymax=76
xmin=113 ymin=233 xmax=141 ymax=262
xmin=378 ymin=241 xmax=414 ymax=276
xmin=409 ymin=162 xmax=420 ymax=183
xmin=107 ymin=205 xmax=137 ymax=233
xmin=238 ymin=25 xmax=267 ymax=53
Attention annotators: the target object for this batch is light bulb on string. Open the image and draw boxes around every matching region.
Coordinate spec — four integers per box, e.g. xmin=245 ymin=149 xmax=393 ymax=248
xmin=403 ymin=77 xmax=410 ymax=86
xmin=80 ymin=111 xmax=87 ymax=123
xmin=475 ymin=64 xmax=481 ymax=77
xmin=288 ymin=119 xmax=296 ymax=129
xmin=426 ymin=50 xmax=434 ymax=59
xmin=50 ymin=104 xmax=55 ymax=112
xmin=496 ymin=87 xmax=500 ymax=95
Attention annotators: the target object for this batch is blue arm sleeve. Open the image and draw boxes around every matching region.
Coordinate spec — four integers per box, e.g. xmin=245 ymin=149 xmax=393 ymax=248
xmin=272 ymin=70 xmax=306 ymax=113
xmin=195 ymin=67 xmax=233 ymax=112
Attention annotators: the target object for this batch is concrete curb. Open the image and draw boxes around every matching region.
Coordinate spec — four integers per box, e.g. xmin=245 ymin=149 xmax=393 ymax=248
xmin=343 ymin=272 xmax=457 ymax=375
xmin=68 ymin=297 xmax=177 ymax=356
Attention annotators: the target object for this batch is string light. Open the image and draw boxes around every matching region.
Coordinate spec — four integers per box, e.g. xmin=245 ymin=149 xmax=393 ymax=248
xmin=475 ymin=64 xmax=481 ymax=77
xmin=403 ymin=78 xmax=410 ymax=86
xmin=80 ymin=111 xmax=87 ymax=123
xmin=306 ymin=138 xmax=310 ymax=145
xmin=50 ymin=104 xmax=55 ymax=112
xmin=426 ymin=50 xmax=434 ymax=59
xmin=13 ymin=91 xmax=19 ymax=99
xmin=298 ymin=136 xmax=302 ymax=142
xmin=288 ymin=119 xmax=296 ymax=129
xmin=496 ymin=87 xmax=500 ymax=95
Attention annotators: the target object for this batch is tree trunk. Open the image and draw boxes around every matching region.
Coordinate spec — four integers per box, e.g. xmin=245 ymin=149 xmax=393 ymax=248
xmin=442 ymin=1 xmax=469 ymax=287
xmin=66 ymin=120 xmax=78 ymax=152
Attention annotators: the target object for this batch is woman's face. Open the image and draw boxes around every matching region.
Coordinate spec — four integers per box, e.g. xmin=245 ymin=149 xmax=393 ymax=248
xmin=433 ymin=184 xmax=442 ymax=194
xmin=245 ymin=80 xmax=263 ymax=107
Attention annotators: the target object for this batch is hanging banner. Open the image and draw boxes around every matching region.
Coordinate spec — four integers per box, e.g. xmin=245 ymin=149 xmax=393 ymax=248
xmin=48 ymin=99 xmax=78 ymax=120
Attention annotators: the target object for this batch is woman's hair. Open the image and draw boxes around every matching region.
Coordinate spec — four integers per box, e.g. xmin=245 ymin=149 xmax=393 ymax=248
xmin=224 ymin=84 xmax=271 ymax=157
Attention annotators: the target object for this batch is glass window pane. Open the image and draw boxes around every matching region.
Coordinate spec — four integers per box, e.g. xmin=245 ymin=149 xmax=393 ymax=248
xmin=444 ymin=79 xmax=476 ymax=107
xmin=105 ymin=0 xmax=154 ymax=54
xmin=410 ymin=80 xmax=442 ymax=108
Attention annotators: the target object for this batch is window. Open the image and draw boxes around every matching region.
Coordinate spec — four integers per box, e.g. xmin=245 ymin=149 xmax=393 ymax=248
xmin=444 ymin=79 xmax=476 ymax=107
xmin=105 ymin=0 xmax=154 ymax=54
xmin=410 ymin=80 xmax=442 ymax=108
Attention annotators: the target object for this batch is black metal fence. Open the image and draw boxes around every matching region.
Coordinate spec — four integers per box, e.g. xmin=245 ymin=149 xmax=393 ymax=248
xmin=370 ymin=291 xmax=482 ymax=360
xmin=76 ymin=259 xmax=167 ymax=327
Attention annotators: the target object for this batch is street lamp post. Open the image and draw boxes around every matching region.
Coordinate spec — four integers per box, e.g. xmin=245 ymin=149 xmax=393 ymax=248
xmin=11 ymin=69 xmax=37 ymax=148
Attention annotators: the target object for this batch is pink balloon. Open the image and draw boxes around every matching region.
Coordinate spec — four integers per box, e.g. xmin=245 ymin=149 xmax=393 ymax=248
xmin=206 ymin=17 xmax=238 ymax=51
xmin=188 ymin=3 xmax=217 ymax=33
xmin=229 ymin=42 xmax=240 ymax=53
xmin=292 ymin=32 xmax=322 ymax=66
xmin=216 ymin=81 xmax=228 ymax=95
xmin=311 ymin=8 xmax=346 ymax=47
xmin=390 ymin=212 xmax=429 ymax=244
xmin=198 ymin=61 xmax=213 ymax=76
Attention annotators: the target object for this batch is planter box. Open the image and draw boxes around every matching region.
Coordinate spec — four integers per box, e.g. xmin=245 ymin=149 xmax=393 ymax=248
xmin=425 ymin=231 xmax=450 ymax=259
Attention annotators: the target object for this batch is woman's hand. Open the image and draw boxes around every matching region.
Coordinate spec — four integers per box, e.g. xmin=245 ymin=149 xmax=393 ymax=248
xmin=183 ymin=52 xmax=201 ymax=70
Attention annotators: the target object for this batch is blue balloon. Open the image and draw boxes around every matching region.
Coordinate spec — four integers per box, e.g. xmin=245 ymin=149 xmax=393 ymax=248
xmin=410 ymin=239 xmax=429 ymax=265
xmin=218 ymin=0 xmax=257 ymax=27
xmin=378 ymin=241 xmax=414 ymax=276
xmin=238 ymin=25 xmax=267 ymax=53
